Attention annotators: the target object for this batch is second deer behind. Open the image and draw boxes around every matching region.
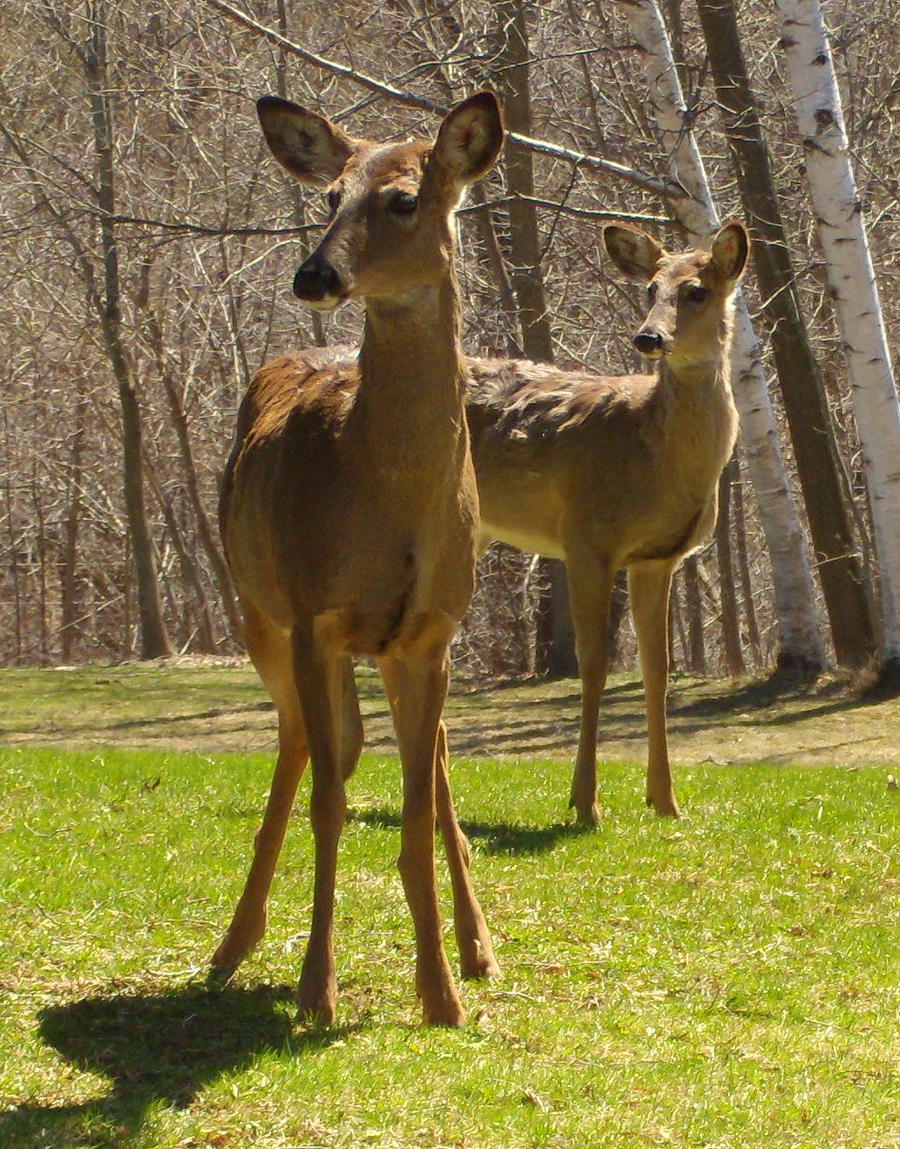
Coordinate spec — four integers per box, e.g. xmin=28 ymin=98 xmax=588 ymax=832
xmin=466 ymin=220 xmax=750 ymax=823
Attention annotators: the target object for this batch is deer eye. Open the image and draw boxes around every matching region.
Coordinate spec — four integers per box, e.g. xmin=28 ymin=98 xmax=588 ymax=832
xmin=390 ymin=191 xmax=418 ymax=215
xmin=687 ymin=284 xmax=708 ymax=304
xmin=647 ymin=283 xmax=658 ymax=303
xmin=326 ymin=188 xmax=341 ymax=215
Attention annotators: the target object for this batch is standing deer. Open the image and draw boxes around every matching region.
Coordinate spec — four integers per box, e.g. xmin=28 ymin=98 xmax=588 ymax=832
xmin=466 ymin=220 xmax=749 ymax=824
xmin=211 ymin=92 xmax=504 ymax=1026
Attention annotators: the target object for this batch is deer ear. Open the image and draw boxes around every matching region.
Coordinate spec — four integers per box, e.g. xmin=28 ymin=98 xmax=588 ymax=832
xmin=603 ymin=223 xmax=665 ymax=283
xmin=257 ymin=96 xmax=357 ymax=185
xmin=431 ymin=91 xmax=504 ymax=189
xmin=711 ymin=221 xmax=750 ymax=283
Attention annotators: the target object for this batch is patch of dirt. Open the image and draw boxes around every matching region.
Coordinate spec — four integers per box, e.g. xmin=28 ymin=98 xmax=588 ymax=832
xmin=2 ymin=661 xmax=898 ymax=769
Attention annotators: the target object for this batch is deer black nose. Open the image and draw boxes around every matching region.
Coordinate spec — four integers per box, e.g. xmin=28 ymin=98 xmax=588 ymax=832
xmin=293 ymin=252 xmax=343 ymax=302
xmin=634 ymin=330 xmax=665 ymax=356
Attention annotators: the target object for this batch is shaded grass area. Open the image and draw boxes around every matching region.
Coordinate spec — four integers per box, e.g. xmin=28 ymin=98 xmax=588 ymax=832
xmin=1 ymin=659 xmax=899 ymax=770
xmin=2 ymin=740 xmax=899 ymax=1148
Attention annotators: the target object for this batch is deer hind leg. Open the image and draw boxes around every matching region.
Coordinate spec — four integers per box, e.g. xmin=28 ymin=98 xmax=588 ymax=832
xmin=210 ymin=601 xmax=309 ymax=981
xmin=434 ymin=720 xmax=500 ymax=980
xmin=628 ymin=560 xmax=680 ymax=818
xmin=291 ymin=620 xmax=348 ymax=1026
xmin=379 ymin=639 xmax=465 ymax=1026
xmin=338 ymin=656 xmax=364 ymax=782
xmin=565 ymin=552 xmax=615 ymax=826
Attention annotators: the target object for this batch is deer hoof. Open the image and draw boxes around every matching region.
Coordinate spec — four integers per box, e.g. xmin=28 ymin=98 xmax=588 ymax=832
xmin=573 ymin=801 xmax=601 ymax=827
xmin=647 ymin=794 xmax=681 ymax=818
xmin=296 ymin=987 xmax=337 ymax=1028
xmin=422 ymin=996 xmax=466 ymax=1027
xmin=460 ymin=949 xmax=500 ymax=981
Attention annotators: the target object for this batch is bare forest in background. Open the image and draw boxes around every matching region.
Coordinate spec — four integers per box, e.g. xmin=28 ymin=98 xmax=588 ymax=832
xmin=1 ymin=0 xmax=898 ymax=679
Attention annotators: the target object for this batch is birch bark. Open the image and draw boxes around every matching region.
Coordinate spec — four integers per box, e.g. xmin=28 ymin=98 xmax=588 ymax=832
xmin=617 ymin=0 xmax=826 ymax=668
xmin=776 ymin=0 xmax=900 ymax=665
xmin=696 ymin=0 xmax=877 ymax=670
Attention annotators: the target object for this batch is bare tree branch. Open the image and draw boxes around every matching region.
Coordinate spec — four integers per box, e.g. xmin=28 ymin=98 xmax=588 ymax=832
xmin=458 ymin=195 xmax=668 ymax=223
xmin=97 ymin=211 xmax=322 ymax=238
xmin=202 ymin=0 xmax=683 ymax=201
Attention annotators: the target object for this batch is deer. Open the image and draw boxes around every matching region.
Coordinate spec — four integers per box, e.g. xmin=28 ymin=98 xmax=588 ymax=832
xmin=210 ymin=91 xmax=504 ymax=1027
xmin=465 ymin=219 xmax=749 ymax=824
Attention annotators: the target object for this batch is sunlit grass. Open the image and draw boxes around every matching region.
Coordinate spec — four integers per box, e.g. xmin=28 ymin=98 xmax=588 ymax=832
xmin=2 ymin=739 xmax=899 ymax=1148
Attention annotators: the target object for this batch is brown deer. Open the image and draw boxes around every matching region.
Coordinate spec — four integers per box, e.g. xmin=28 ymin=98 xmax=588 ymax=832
xmin=211 ymin=92 xmax=504 ymax=1026
xmin=466 ymin=220 xmax=749 ymax=824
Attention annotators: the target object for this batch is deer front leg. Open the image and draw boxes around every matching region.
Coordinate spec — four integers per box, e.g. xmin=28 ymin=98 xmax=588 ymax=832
xmin=292 ymin=623 xmax=347 ymax=1026
xmin=380 ymin=643 xmax=465 ymax=1027
xmin=434 ymin=720 xmax=500 ymax=980
xmin=565 ymin=553 xmax=615 ymax=825
xmin=210 ymin=605 xmax=308 ymax=981
xmin=210 ymin=724 xmax=307 ymax=980
xmin=628 ymin=560 xmax=680 ymax=818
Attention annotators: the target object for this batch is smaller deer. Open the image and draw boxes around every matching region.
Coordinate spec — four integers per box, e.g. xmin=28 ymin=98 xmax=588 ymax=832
xmin=212 ymin=92 xmax=504 ymax=1026
xmin=466 ymin=220 xmax=749 ymax=823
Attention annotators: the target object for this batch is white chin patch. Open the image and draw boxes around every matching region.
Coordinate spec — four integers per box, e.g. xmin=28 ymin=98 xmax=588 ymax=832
xmin=306 ymin=295 xmax=342 ymax=312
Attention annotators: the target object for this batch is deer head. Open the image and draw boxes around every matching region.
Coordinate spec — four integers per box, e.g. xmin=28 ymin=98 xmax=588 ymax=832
xmin=603 ymin=221 xmax=750 ymax=371
xmin=257 ymin=92 xmax=504 ymax=310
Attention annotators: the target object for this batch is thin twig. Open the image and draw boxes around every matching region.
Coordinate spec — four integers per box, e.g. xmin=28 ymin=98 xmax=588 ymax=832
xmin=202 ymin=0 xmax=685 ymax=202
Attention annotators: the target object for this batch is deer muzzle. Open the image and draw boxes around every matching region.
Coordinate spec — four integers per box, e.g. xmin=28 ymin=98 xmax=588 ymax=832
xmin=293 ymin=251 xmax=346 ymax=308
xmin=633 ymin=330 xmax=668 ymax=360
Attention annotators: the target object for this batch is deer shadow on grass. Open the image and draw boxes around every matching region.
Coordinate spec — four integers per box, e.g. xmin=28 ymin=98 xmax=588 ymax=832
xmin=348 ymin=805 xmax=593 ymax=855
xmin=2 ymin=983 xmax=358 ymax=1149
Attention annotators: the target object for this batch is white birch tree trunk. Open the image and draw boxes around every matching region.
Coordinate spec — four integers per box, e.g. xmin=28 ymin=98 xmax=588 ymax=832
xmin=776 ymin=0 xmax=900 ymax=665
xmin=617 ymin=0 xmax=826 ymax=668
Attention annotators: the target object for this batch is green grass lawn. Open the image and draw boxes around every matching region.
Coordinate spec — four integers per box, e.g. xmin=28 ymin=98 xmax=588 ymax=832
xmin=1 ymin=706 xmax=899 ymax=1147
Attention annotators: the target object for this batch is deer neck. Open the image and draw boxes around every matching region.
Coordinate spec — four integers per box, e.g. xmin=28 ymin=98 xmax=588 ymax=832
xmin=659 ymin=356 xmax=726 ymax=395
xmin=353 ymin=273 xmax=466 ymax=450
xmin=654 ymin=340 xmax=736 ymax=485
xmin=658 ymin=313 xmax=734 ymax=416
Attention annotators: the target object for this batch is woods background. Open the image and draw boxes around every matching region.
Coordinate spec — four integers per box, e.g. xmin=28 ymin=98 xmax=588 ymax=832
xmin=1 ymin=0 xmax=898 ymax=679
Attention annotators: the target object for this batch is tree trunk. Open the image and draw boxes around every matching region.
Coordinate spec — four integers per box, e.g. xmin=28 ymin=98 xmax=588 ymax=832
xmin=491 ymin=0 xmax=575 ymax=676
xmin=618 ymin=0 xmax=825 ymax=671
xmin=60 ymin=387 xmax=87 ymax=663
xmin=31 ymin=463 xmax=50 ymax=662
xmin=141 ymin=300 xmax=241 ymax=642
xmin=150 ymin=479 xmax=218 ymax=654
xmin=534 ymin=560 xmax=579 ymax=678
xmin=776 ymin=0 xmax=900 ymax=670
xmin=683 ymin=556 xmax=706 ymax=674
xmin=716 ymin=457 xmax=746 ymax=676
xmin=669 ymin=569 xmax=686 ymax=671
xmin=607 ymin=570 xmax=629 ymax=669
xmin=695 ymin=0 xmax=876 ymax=670
xmin=732 ymin=456 xmax=762 ymax=665
xmin=86 ymin=2 xmax=171 ymax=659
xmin=491 ymin=1 xmax=554 ymax=364
xmin=3 ymin=413 xmax=23 ymax=663
xmin=469 ymin=183 xmax=521 ymax=358
xmin=276 ymin=0 xmax=326 ymax=347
